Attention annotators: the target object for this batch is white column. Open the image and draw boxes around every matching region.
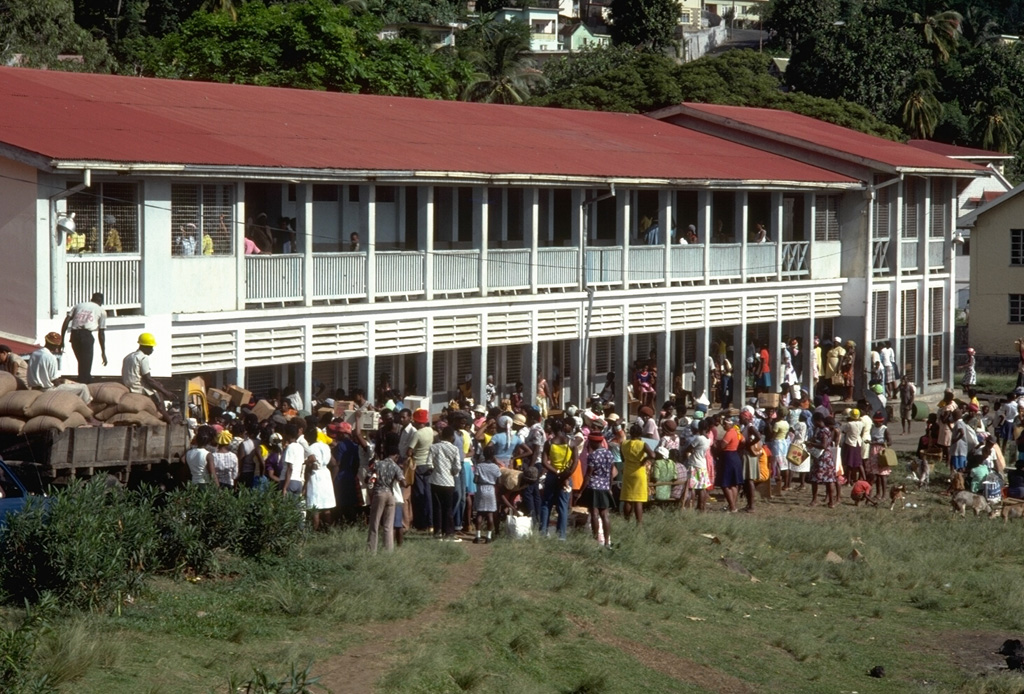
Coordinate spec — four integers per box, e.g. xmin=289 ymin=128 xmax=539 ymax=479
xmin=527 ymin=311 xmax=539 ymax=412
xmin=618 ymin=327 xmax=630 ymax=419
xmin=805 ymin=193 xmax=816 ymax=278
xmin=140 ymin=180 xmax=173 ymax=316
xmin=696 ymin=314 xmax=710 ymax=401
xmin=804 ymin=294 xmax=816 ymax=396
xmin=734 ymin=300 xmax=748 ymax=409
xmin=235 ymin=182 xmax=246 ymax=310
xmin=659 ymin=314 xmax=671 ymax=404
xmin=947 ymin=183 xmax=957 ymax=388
xmin=302 ymin=322 xmax=313 ymax=410
xmin=234 ymin=327 xmax=246 ymax=391
xmin=660 ymin=189 xmax=672 ymax=288
xmin=449 ymin=187 xmax=459 ymax=243
xmin=297 ymin=184 xmax=314 ymax=307
xmin=527 ymin=188 xmax=539 ymax=294
xmin=772 ymin=191 xmax=784 ymax=281
xmin=737 ymin=191 xmax=749 ymax=283
xmin=419 ymin=186 xmax=434 ymax=302
xmin=546 ymin=189 xmax=555 ymax=243
xmin=501 ymin=189 xmax=509 ymax=242
xmin=617 ymin=190 xmax=630 ymax=290
xmin=474 ymin=186 xmax=489 ymax=297
xmin=365 ymin=319 xmax=376 ymax=403
xmin=364 ymin=184 xmax=376 ymax=304
xmin=571 ymin=189 xmax=584 ymax=290
xmin=477 ymin=316 xmax=489 ymax=406
xmin=699 ymin=189 xmax=712 ymax=285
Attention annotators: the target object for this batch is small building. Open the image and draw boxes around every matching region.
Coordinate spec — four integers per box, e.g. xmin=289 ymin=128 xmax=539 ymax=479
xmin=558 ymin=20 xmax=610 ymax=50
xmin=495 ymin=5 xmax=560 ymax=51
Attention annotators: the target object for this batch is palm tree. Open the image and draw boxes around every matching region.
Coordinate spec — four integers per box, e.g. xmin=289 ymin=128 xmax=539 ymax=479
xmin=201 ymin=0 xmax=238 ymax=22
xmin=912 ymin=10 xmax=962 ymax=63
xmin=461 ymin=17 xmax=547 ymax=104
xmin=901 ymin=70 xmax=942 ymax=139
xmin=961 ymin=6 xmax=999 ymax=47
xmin=974 ymin=87 xmax=1022 ymax=153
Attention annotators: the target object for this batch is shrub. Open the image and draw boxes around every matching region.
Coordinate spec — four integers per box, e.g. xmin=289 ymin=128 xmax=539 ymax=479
xmin=0 ymin=595 xmax=58 ymax=694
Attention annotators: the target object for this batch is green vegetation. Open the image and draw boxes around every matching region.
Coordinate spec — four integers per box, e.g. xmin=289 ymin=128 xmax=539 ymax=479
xmin=3 ymin=483 xmax=1024 ymax=692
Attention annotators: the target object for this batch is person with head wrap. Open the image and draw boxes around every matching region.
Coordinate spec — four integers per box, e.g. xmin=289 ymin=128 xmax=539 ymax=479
xmin=489 ymin=414 xmax=531 ymax=468
xmin=840 ymin=408 xmax=865 ymax=485
xmin=211 ymin=430 xmax=239 ymax=489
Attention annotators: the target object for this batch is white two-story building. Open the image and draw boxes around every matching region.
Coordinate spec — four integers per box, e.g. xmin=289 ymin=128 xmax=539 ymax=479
xmin=0 ymin=68 xmax=981 ymax=413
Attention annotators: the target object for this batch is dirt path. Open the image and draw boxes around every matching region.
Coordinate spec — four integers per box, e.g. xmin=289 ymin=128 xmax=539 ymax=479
xmin=315 ymin=541 xmax=491 ymax=693
xmin=568 ymin=614 xmax=758 ymax=694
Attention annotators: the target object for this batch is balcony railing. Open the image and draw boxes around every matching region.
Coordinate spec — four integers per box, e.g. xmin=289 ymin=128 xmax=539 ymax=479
xmin=585 ymin=246 xmax=622 ymax=286
xmin=537 ymin=248 xmax=577 ymax=288
xmin=247 ymin=254 xmax=303 ymax=303
xmin=313 ymin=252 xmax=365 ymax=301
xmin=67 ymin=255 xmax=141 ymax=310
xmin=434 ymin=250 xmax=479 ymax=295
xmin=670 ymin=244 xmax=703 ymax=282
xmin=928 ymin=239 xmax=945 ymax=270
xmin=377 ymin=251 xmax=424 ymax=296
xmin=781 ymin=241 xmax=809 ymax=278
xmin=628 ymin=246 xmax=664 ymax=285
xmin=747 ymin=242 xmax=777 ymax=279
xmin=901 ymin=240 xmax=919 ymax=271
xmin=488 ymin=248 xmax=530 ymax=291
xmin=709 ymin=243 xmax=741 ymax=279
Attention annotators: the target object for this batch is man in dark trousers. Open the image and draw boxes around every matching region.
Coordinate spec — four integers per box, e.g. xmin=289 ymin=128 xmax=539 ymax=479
xmin=60 ymin=292 xmax=107 ymax=384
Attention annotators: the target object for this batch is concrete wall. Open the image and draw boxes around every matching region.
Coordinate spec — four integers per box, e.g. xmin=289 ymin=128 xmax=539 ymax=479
xmin=969 ymin=195 xmax=1024 ymax=357
xmin=0 ymin=159 xmax=39 ymax=341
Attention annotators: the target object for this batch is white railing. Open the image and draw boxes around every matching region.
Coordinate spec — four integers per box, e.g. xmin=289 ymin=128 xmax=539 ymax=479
xmin=537 ymin=248 xmax=578 ymax=288
xmin=781 ymin=242 xmax=809 ymax=278
xmin=928 ymin=239 xmax=945 ymax=270
xmin=67 ymin=255 xmax=141 ymax=309
xmin=747 ymin=242 xmax=777 ymax=278
xmin=433 ymin=250 xmax=480 ymax=294
xmin=376 ymin=251 xmax=424 ymax=296
xmin=872 ymin=239 xmax=890 ymax=274
xmin=670 ymin=244 xmax=703 ymax=281
xmin=628 ymin=246 xmax=664 ymax=284
xmin=246 ymin=254 xmax=303 ymax=303
xmin=488 ymin=248 xmax=530 ymax=290
xmin=901 ymin=240 xmax=919 ymax=271
xmin=585 ymin=246 xmax=622 ymax=286
xmin=709 ymin=243 xmax=741 ymax=279
xmin=313 ymin=252 xmax=365 ymax=300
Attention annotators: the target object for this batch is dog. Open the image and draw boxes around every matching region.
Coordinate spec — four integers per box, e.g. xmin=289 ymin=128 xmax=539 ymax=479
xmin=952 ymin=491 xmax=991 ymax=518
xmin=996 ymin=504 xmax=1024 ymax=523
xmin=947 ymin=471 xmax=966 ymax=494
xmin=913 ymin=458 xmax=931 ymax=488
xmin=888 ymin=484 xmax=907 ymax=511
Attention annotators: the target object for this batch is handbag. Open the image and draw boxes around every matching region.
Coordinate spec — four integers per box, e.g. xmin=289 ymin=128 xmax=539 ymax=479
xmin=787 ymin=443 xmax=807 ymax=466
xmin=505 ymin=512 xmax=533 ymax=540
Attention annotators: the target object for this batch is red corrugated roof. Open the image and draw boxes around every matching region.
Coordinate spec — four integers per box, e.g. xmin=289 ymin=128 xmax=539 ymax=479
xmin=983 ymin=190 xmax=1004 ymax=201
xmin=667 ymin=103 xmax=982 ymax=173
xmin=907 ymin=139 xmax=1014 ymax=160
xmin=0 ymin=67 xmax=855 ymax=184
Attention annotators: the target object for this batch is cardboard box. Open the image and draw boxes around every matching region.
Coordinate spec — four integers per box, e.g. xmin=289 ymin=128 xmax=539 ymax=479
xmin=357 ymin=410 xmax=380 ymax=431
xmin=251 ymin=399 xmax=276 ymax=422
xmin=207 ymin=387 xmax=232 ymax=410
xmin=333 ymin=401 xmax=356 ymax=418
xmin=402 ymin=395 xmax=429 ymax=412
xmin=758 ymin=393 xmax=780 ymax=408
xmin=226 ymin=385 xmax=252 ymax=409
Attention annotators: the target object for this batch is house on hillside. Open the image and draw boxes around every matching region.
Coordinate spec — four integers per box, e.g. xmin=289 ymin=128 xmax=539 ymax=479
xmin=494 ymin=5 xmax=560 ymax=51
xmin=0 ymin=68 xmax=983 ymax=412
xmin=957 ymin=183 xmax=1024 ymax=362
xmin=559 ymin=20 xmax=610 ymax=50
xmin=908 ymin=140 xmax=1014 ymax=310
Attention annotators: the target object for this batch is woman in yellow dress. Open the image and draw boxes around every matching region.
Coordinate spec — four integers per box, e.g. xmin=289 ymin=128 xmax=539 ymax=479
xmin=619 ymin=423 xmax=654 ymax=524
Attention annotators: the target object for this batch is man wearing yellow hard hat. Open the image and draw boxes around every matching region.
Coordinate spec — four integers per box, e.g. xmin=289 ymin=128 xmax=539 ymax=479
xmin=122 ymin=332 xmax=178 ymax=423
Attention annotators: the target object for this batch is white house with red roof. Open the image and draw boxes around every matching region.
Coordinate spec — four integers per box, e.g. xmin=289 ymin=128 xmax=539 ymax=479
xmin=0 ymin=67 xmax=984 ymax=410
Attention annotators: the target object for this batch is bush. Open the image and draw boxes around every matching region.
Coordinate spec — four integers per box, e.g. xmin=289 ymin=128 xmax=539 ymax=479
xmin=0 ymin=481 xmax=306 ymax=609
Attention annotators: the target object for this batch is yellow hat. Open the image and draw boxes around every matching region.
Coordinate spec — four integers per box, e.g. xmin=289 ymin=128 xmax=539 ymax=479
xmin=138 ymin=332 xmax=157 ymax=347
xmin=216 ymin=431 xmax=234 ymax=446
xmin=850 ymin=408 xmax=860 ymax=418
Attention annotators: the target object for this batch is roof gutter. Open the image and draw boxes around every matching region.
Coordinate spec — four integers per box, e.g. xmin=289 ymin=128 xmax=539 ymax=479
xmin=49 ymin=161 xmax=862 ymax=191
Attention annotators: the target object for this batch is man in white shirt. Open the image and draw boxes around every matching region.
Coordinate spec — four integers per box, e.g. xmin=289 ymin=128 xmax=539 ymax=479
xmin=122 ymin=332 xmax=177 ymax=423
xmin=27 ymin=332 xmax=92 ymax=403
xmin=60 ymin=292 xmax=107 ymax=384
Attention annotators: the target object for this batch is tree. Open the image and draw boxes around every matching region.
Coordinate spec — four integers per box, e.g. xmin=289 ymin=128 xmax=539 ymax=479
xmin=762 ymin=0 xmax=841 ymax=50
xmin=901 ymin=69 xmax=943 ymax=138
xmin=973 ymin=87 xmax=1022 ymax=153
xmin=912 ymin=9 xmax=962 ymax=63
xmin=608 ymin=0 xmax=682 ymax=53
xmin=1 ymin=0 xmax=112 ymax=71
xmin=461 ymin=17 xmax=545 ymax=104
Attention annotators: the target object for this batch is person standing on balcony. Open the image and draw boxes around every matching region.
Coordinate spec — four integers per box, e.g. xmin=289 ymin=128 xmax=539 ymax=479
xmin=60 ymin=292 xmax=107 ymax=384
xmin=349 ymin=232 xmax=361 ymax=252
xmin=176 ymin=223 xmax=199 ymax=256
xmin=752 ymin=222 xmax=768 ymax=243
xmin=103 ymin=214 xmax=122 ymax=253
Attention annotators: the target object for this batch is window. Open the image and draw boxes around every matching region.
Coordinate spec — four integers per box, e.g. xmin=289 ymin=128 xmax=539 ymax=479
xmin=432 ymin=351 xmax=448 ymax=392
xmin=814 ymin=195 xmax=840 ymax=241
xmin=873 ymin=181 xmax=890 ymax=238
xmin=930 ymin=287 xmax=943 ymax=333
xmin=930 ymin=179 xmax=948 ymax=238
xmin=376 ymin=186 xmax=396 ymax=203
xmin=312 ymin=185 xmax=338 ymax=202
xmin=902 ymin=289 xmax=918 ymax=336
xmin=171 ymin=183 xmax=235 ymax=256
xmin=593 ymin=337 xmax=617 ymax=376
xmin=903 ymin=178 xmax=920 ymax=239
xmin=1012 ymin=229 xmax=1024 ymax=265
xmin=1011 ymin=295 xmax=1024 ymax=324
xmin=680 ymin=10 xmax=691 ymax=22
xmin=66 ymin=182 xmax=139 ymax=254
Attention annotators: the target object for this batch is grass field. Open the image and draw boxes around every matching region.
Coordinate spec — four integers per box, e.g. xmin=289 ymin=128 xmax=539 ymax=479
xmin=7 ymin=481 xmax=1024 ymax=694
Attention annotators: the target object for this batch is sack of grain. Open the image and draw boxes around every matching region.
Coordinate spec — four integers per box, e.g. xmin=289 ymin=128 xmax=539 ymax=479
xmin=0 ymin=416 xmax=24 ymax=435
xmin=0 ymin=371 xmax=17 ymax=397
xmin=108 ymin=412 xmax=164 ymax=427
xmin=0 ymin=390 xmax=41 ymax=418
xmin=23 ymin=415 xmax=67 ymax=434
xmin=117 ymin=393 xmax=158 ymax=416
xmin=88 ymin=382 xmax=129 ymax=406
xmin=25 ymin=390 xmax=92 ymax=420
xmin=94 ymin=404 xmax=120 ymax=421
xmin=62 ymin=412 xmax=88 ymax=430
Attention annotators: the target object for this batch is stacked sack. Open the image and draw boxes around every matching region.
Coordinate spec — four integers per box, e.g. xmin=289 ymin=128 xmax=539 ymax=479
xmin=0 ymin=387 xmax=91 ymax=435
xmin=87 ymin=382 xmax=164 ymax=427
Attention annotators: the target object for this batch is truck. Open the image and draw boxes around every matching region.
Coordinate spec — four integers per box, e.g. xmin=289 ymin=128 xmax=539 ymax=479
xmin=0 ymin=456 xmax=51 ymax=522
xmin=0 ymin=423 xmax=192 ymax=493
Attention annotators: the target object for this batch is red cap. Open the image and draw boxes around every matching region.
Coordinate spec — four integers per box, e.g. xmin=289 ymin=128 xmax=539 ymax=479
xmin=413 ymin=409 xmax=430 ymax=424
